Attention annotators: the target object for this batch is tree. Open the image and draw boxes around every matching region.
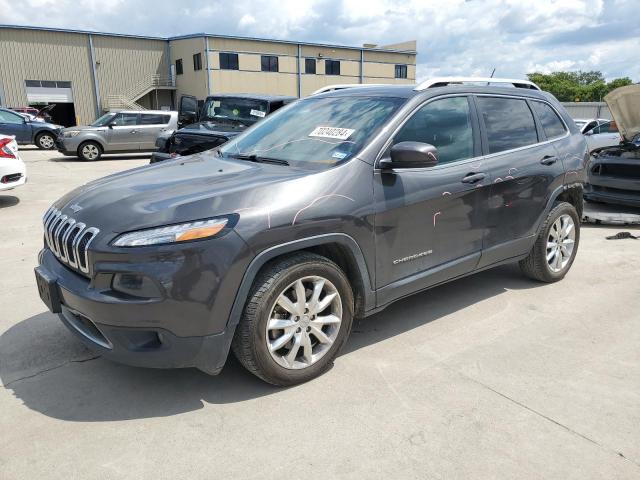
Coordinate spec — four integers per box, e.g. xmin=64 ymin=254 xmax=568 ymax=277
xmin=526 ymin=71 xmax=633 ymax=102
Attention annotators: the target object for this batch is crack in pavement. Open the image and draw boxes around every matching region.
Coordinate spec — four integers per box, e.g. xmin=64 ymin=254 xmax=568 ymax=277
xmin=2 ymin=355 xmax=100 ymax=388
xmin=463 ymin=374 xmax=640 ymax=469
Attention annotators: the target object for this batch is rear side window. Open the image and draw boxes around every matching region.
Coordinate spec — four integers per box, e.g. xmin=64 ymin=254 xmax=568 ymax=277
xmin=140 ymin=114 xmax=170 ymax=125
xmin=394 ymin=96 xmax=474 ymax=165
xmin=531 ymin=101 xmax=566 ymax=139
xmin=477 ymin=97 xmax=538 ymax=154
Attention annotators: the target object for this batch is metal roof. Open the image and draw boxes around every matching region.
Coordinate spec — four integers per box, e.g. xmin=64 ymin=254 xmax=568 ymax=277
xmin=0 ymin=24 xmax=417 ymax=54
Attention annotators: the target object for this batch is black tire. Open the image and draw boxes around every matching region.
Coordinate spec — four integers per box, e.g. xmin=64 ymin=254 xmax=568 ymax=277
xmin=35 ymin=131 xmax=55 ymax=150
xmin=77 ymin=141 xmax=102 ymax=161
xmin=519 ymin=202 xmax=580 ymax=282
xmin=232 ymin=252 xmax=354 ymax=386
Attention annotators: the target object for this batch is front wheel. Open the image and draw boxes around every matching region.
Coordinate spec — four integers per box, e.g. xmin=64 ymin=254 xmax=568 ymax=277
xmin=78 ymin=141 xmax=102 ymax=161
xmin=519 ymin=202 xmax=580 ymax=282
xmin=232 ymin=252 xmax=354 ymax=386
xmin=35 ymin=132 xmax=55 ymax=149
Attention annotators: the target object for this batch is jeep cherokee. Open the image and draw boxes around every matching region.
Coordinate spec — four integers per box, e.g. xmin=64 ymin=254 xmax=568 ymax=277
xmin=35 ymin=77 xmax=588 ymax=386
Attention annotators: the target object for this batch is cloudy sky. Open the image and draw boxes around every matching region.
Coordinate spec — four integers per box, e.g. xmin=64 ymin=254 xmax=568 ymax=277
xmin=1 ymin=0 xmax=638 ymax=81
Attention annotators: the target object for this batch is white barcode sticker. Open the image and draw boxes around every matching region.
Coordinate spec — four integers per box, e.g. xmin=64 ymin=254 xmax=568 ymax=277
xmin=309 ymin=126 xmax=355 ymax=140
xmin=250 ymin=109 xmax=266 ymax=118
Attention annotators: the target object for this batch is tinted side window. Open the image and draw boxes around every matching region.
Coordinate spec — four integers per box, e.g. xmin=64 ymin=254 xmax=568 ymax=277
xmin=477 ymin=97 xmax=538 ymax=154
xmin=113 ymin=113 xmax=139 ymax=126
xmin=593 ymin=121 xmax=618 ymax=134
xmin=0 ymin=110 xmax=24 ymax=124
xmin=531 ymin=101 xmax=566 ymax=139
xmin=140 ymin=114 xmax=170 ymax=125
xmin=394 ymin=96 xmax=474 ymax=165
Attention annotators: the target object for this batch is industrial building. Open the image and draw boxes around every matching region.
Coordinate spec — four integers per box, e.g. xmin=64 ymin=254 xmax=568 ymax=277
xmin=0 ymin=25 xmax=417 ymax=126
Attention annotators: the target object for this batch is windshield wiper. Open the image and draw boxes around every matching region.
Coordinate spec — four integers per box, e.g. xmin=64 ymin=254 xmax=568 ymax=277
xmin=227 ymin=153 xmax=289 ymax=166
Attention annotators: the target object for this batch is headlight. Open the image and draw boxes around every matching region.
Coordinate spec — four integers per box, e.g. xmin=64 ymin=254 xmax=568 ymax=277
xmin=63 ymin=130 xmax=81 ymax=137
xmin=112 ymin=217 xmax=232 ymax=247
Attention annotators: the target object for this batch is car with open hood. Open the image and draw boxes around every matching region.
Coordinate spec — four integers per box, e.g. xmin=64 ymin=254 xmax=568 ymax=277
xmin=584 ymin=84 xmax=640 ymax=207
xmin=0 ymin=107 xmax=62 ymax=149
xmin=149 ymin=94 xmax=295 ymax=163
xmin=35 ymin=77 xmax=587 ymax=386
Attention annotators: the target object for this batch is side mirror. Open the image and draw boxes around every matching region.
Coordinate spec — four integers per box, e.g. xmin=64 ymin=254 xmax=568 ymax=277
xmin=380 ymin=141 xmax=439 ymax=169
xmin=583 ymin=130 xmax=593 ymax=136
xmin=107 ymin=122 xmax=116 ymax=129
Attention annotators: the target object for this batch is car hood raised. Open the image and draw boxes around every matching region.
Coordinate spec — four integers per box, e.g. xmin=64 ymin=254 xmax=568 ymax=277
xmin=52 ymin=152 xmax=307 ymax=234
xmin=605 ymin=84 xmax=640 ymax=142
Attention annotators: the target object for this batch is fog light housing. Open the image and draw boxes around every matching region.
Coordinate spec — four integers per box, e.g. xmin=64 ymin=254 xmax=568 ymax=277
xmin=112 ymin=273 xmax=161 ymax=298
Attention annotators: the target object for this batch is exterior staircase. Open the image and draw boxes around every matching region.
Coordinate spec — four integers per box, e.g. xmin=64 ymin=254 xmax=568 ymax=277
xmin=105 ymin=74 xmax=175 ymax=111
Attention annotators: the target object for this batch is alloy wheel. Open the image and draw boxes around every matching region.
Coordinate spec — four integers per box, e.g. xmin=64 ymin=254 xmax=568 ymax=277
xmin=39 ymin=135 xmax=54 ymax=149
xmin=266 ymin=276 xmax=342 ymax=369
xmin=546 ymin=214 xmax=576 ymax=273
xmin=82 ymin=144 xmax=99 ymax=160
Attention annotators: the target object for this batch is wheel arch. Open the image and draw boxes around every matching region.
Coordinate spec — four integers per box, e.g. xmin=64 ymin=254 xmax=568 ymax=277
xmin=227 ymin=234 xmax=375 ymax=329
xmin=536 ymin=183 xmax=584 ymax=235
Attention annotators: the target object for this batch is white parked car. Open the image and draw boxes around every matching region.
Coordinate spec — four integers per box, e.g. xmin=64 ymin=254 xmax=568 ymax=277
xmin=0 ymin=134 xmax=26 ymax=191
xmin=574 ymin=118 xmax=622 ymax=151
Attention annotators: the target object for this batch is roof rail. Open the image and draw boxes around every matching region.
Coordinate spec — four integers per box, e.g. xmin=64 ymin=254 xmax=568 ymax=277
xmin=311 ymin=84 xmax=388 ymax=95
xmin=414 ymin=76 xmax=541 ymax=91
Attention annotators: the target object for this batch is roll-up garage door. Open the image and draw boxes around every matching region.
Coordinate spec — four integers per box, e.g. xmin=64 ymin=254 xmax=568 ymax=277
xmin=25 ymin=80 xmax=73 ymax=103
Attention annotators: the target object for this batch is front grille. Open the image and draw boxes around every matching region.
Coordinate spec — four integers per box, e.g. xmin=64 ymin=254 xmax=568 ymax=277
xmin=43 ymin=207 xmax=99 ymax=275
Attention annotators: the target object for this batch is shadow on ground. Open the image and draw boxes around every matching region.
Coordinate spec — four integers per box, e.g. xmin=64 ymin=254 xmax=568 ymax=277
xmin=1 ymin=263 xmax=546 ymax=422
xmin=0 ymin=195 xmax=20 ymax=208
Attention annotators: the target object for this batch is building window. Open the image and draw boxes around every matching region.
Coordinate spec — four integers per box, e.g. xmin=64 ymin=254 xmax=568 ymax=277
xmin=219 ymin=52 xmax=239 ymax=70
xmin=395 ymin=64 xmax=408 ymax=79
xmin=325 ymin=60 xmax=340 ymax=76
xmin=25 ymin=80 xmax=72 ymax=88
xmin=175 ymin=59 xmax=183 ymax=75
xmin=193 ymin=53 xmax=202 ymax=71
xmin=261 ymin=55 xmax=279 ymax=72
xmin=305 ymin=58 xmax=316 ymax=74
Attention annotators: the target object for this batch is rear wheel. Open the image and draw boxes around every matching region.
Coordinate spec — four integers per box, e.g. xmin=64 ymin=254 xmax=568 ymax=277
xmin=35 ymin=132 xmax=55 ymax=150
xmin=78 ymin=141 xmax=102 ymax=161
xmin=232 ymin=252 xmax=354 ymax=386
xmin=519 ymin=202 xmax=580 ymax=282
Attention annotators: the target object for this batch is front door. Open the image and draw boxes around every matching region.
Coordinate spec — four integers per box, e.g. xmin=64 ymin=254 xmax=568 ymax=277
xmin=374 ymin=95 xmax=490 ymax=305
xmin=0 ymin=110 xmax=31 ymax=143
xmin=474 ymin=95 xmax=567 ymax=267
xmin=106 ymin=112 xmax=140 ymax=151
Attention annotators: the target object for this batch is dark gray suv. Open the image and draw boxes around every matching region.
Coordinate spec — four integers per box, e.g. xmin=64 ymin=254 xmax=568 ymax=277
xmin=35 ymin=78 xmax=588 ymax=386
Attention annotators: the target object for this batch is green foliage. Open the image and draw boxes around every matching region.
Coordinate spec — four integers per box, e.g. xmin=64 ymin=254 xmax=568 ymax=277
xmin=526 ymin=71 xmax=633 ymax=102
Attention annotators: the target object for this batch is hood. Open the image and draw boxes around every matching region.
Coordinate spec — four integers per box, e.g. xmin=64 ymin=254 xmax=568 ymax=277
xmin=179 ymin=121 xmax=246 ymax=137
xmin=604 ymin=84 xmax=640 ymax=142
xmin=53 ymin=152 xmax=307 ymax=235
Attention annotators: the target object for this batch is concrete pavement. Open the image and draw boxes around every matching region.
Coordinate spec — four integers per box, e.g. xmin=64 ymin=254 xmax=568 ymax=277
xmin=1 ymin=148 xmax=639 ymax=479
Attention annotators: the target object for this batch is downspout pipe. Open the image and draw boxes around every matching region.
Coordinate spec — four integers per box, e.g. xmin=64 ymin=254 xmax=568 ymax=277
xmin=88 ymin=34 xmax=101 ymax=118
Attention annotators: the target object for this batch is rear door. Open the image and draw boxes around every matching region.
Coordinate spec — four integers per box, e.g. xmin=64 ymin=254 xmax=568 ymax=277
xmin=0 ymin=110 xmax=31 ymax=143
xmin=475 ymin=95 xmax=566 ymax=267
xmin=106 ymin=112 xmax=140 ymax=151
xmin=138 ymin=113 xmax=171 ymax=150
xmin=374 ymin=95 xmax=490 ymax=302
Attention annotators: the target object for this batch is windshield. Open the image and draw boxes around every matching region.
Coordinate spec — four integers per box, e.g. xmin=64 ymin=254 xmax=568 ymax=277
xmin=219 ymin=96 xmax=404 ymax=167
xmin=91 ymin=113 xmax=115 ymax=127
xmin=201 ymin=97 xmax=270 ymax=126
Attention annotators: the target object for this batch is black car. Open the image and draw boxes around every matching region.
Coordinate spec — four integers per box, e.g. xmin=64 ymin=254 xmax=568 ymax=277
xmin=150 ymin=93 xmax=295 ymax=163
xmin=584 ymin=84 xmax=640 ymax=207
xmin=35 ymin=78 xmax=587 ymax=386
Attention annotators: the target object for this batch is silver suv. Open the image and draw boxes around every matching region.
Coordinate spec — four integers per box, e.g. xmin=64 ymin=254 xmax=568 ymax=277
xmin=56 ymin=110 xmax=178 ymax=161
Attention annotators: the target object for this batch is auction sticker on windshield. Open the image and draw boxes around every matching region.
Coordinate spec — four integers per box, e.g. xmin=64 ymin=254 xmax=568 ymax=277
xmin=250 ymin=109 xmax=266 ymax=118
xmin=309 ymin=126 xmax=355 ymax=140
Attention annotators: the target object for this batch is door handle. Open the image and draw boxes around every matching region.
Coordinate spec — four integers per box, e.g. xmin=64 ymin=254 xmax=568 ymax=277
xmin=540 ymin=155 xmax=557 ymax=166
xmin=461 ymin=172 xmax=486 ymax=184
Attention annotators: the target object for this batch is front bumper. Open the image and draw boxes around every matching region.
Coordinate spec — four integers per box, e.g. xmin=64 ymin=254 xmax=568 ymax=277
xmin=56 ymin=135 xmax=81 ymax=155
xmin=36 ymin=238 xmax=248 ymax=374
xmin=585 ymin=156 xmax=640 ymax=207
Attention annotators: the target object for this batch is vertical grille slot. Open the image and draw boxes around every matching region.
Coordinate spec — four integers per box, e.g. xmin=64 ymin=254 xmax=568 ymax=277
xmin=42 ymin=207 xmax=99 ymax=275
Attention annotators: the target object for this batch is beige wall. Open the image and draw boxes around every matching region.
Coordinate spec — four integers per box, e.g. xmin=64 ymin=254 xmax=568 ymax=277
xmin=170 ymin=37 xmax=208 ymax=100
xmin=0 ymin=28 xmax=97 ymax=124
xmin=92 ymin=35 xmax=168 ymax=109
xmin=210 ymin=70 xmax=298 ymax=96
